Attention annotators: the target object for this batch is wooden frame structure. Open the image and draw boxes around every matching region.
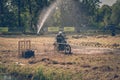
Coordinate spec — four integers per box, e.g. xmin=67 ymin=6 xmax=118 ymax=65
xmin=18 ymin=40 xmax=31 ymax=57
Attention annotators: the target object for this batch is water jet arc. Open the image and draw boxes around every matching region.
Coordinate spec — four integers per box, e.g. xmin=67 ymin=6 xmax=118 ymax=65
xmin=37 ymin=1 xmax=59 ymax=34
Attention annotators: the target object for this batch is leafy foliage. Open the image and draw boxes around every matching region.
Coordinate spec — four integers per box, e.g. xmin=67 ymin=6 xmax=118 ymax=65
xmin=0 ymin=0 xmax=119 ymax=33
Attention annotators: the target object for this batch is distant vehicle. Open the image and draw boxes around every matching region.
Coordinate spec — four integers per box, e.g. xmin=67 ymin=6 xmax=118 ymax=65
xmin=104 ymin=24 xmax=116 ymax=36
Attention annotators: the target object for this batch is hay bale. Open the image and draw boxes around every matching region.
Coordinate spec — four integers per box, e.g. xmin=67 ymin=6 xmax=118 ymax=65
xmin=22 ymin=50 xmax=35 ymax=58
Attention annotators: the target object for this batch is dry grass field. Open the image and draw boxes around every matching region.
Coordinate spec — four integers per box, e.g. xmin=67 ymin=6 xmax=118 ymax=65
xmin=0 ymin=35 xmax=120 ymax=80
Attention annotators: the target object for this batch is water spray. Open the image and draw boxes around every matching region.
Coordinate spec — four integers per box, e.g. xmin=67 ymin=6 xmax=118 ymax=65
xmin=37 ymin=1 xmax=60 ymax=34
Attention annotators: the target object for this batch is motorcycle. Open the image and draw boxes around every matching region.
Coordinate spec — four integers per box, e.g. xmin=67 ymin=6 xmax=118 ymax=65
xmin=53 ymin=39 xmax=72 ymax=54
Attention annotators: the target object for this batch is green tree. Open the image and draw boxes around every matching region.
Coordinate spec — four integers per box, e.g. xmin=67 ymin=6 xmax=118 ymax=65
xmin=111 ymin=0 xmax=120 ymax=27
xmin=80 ymin=0 xmax=100 ymax=16
xmin=77 ymin=0 xmax=100 ymax=27
xmin=0 ymin=0 xmax=18 ymax=31
xmin=0 ymin=0 xmax=54 ymax=33
xmin=99 ymin=5 xmax=112 ymax=26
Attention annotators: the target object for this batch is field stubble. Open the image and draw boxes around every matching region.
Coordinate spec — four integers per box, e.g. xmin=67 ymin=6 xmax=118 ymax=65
xmin=0 ymin=35 xmax=120 ymax=80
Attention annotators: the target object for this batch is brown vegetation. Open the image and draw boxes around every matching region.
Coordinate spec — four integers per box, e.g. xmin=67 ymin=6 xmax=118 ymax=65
xmin=0 ymin=35 xmax=120 ymax=80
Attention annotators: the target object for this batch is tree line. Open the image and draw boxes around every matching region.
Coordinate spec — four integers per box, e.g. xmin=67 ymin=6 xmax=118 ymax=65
xmin=0 ymin=0 xmax=120 ymax=34
xmin=0 ymin=0 xmax=54 ymax=33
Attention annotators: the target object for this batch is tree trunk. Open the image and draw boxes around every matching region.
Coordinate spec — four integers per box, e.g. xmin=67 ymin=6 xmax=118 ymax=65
xmin=18 ymin=0 xmax=22 ymax=32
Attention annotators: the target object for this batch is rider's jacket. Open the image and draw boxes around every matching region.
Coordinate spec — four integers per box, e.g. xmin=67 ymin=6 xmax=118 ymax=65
xmin=56 ymin=34 xmax=65 ymax=43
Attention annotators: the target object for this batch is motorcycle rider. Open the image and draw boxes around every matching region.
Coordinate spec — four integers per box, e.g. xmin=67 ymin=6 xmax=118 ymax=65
xmin=56 ymin=31 xmax=66 ymax=50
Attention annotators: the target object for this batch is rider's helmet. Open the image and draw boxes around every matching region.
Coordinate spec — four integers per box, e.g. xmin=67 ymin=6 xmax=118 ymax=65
xmin=58 ymin=31 xmax=63 ymax=35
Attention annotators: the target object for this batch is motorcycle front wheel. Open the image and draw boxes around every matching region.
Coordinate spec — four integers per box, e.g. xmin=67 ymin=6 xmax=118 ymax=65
xmin=64 ymin=44 xmax=71 ymax=54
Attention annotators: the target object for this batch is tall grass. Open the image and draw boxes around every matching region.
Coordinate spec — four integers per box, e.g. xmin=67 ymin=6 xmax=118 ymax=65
xmin=33 ymin=67 xmax=71 ymax=80
xmin=0 ymin=64 xmax=82 ymax=80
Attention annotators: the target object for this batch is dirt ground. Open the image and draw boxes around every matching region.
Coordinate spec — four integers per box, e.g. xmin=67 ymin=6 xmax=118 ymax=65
xmin=0 ymin=35 xmax=120 ymax=80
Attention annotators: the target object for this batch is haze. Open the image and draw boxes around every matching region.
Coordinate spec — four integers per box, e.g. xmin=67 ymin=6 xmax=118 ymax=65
xmin=100 ymin=0 xmax=117 ymax=6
